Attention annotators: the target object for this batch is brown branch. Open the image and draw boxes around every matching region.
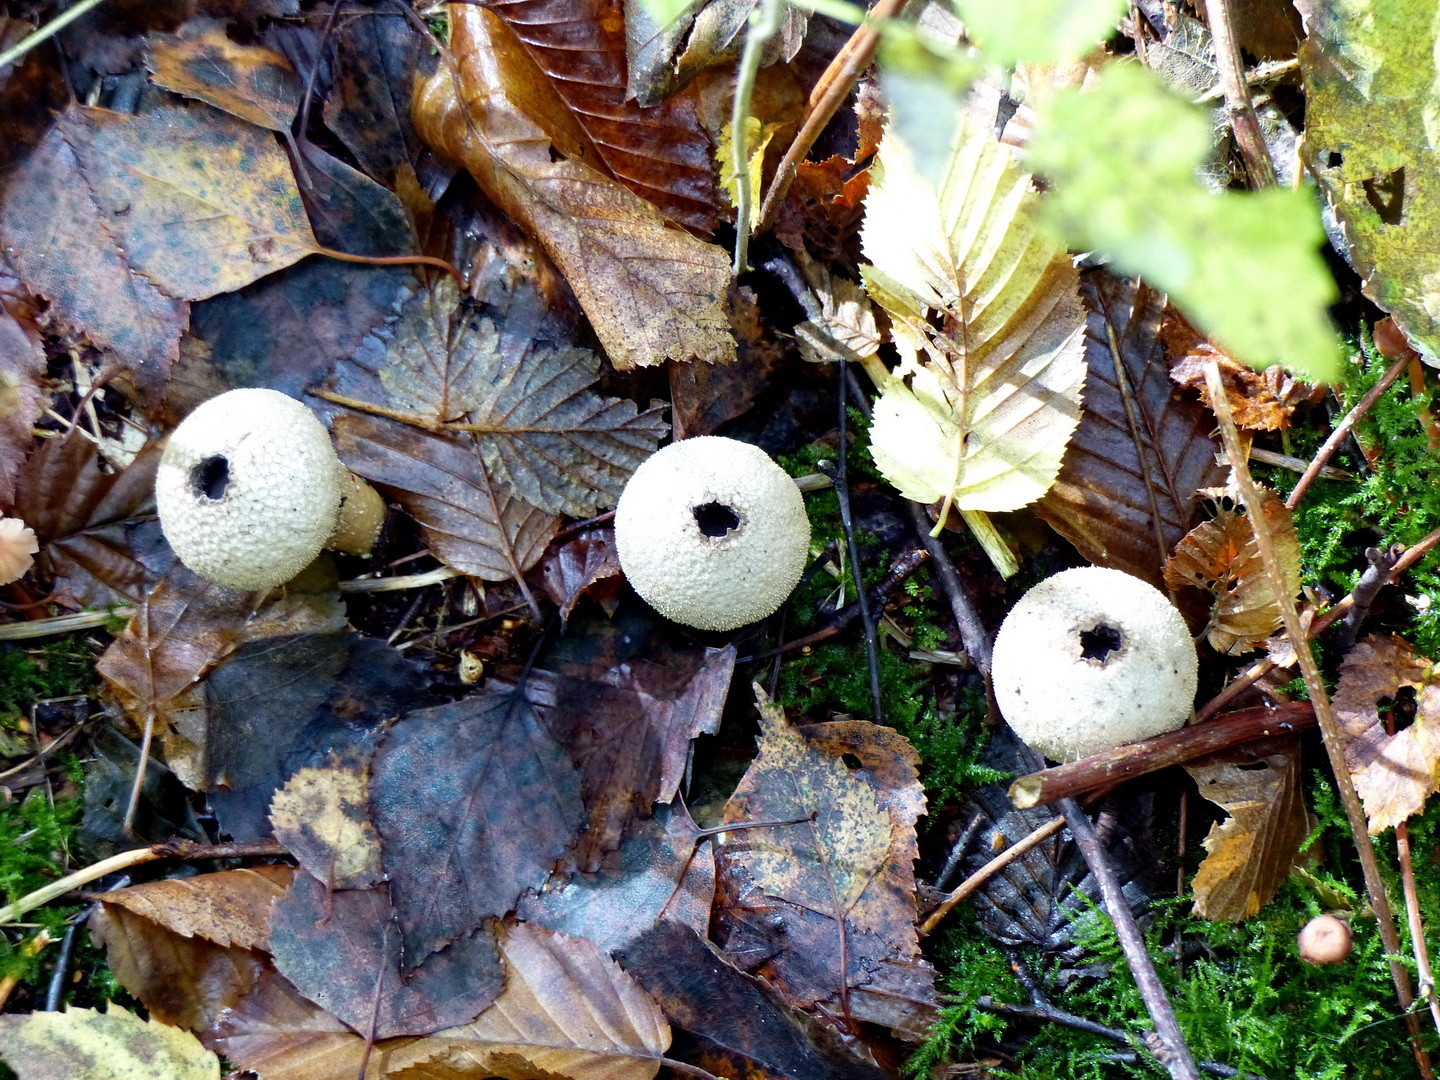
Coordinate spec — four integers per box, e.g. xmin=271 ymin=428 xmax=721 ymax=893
xmin=1199 ymin=0 xmax=1276 ymax=188
xmin=1204 ymin=360 xmax=1431 ymax=1079
xmin=919 ymin=814 xmax=1065 ymax=936
xmin=1009 ymin=701 xmax=1315 ymax=809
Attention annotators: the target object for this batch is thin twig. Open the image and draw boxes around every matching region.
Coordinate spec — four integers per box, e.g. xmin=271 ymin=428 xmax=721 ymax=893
xmin=755 ymin=0 xmax=907 ymax=232
xmin=0 ymin=929 xmax=51 ymax=1010
xmin=0 ymin=609 xmax=131 ymax=641
xmin=0 ymin=0 xmax=109 ymax=69
xmin=832 ymin=360 xmax=882 ymax=724
xmin=1396 ymin=821 xmax=1440 ymax=1041
xmin=1060 ymin=796 xmax=1201 ymax=1080
xmin=919 ymin=815 xmax=1064 ymax=936
xmin=1203 ymin=360 xmax=1431 ymax=1078
xmin=43 ymin=919 xmax=81 ymax=1011
xmin=730 ymin=0 xmax=785 ymax=274
xmin=1199 ymin=0 xmax=1277 ymax=188
xmin=1285 ymin=349 xmax=1410 ymax=510
xmin=934 ymin=811 xmax=985 ymax=891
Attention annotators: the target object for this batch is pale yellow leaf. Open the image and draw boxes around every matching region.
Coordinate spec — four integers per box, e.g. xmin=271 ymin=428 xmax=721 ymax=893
xmin=0 ymin=1004 xmax=218 ymax=1080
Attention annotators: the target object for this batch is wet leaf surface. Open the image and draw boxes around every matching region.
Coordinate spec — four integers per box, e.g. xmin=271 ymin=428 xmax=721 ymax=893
xmin=146 ymin=20 xmax=301 ymax=132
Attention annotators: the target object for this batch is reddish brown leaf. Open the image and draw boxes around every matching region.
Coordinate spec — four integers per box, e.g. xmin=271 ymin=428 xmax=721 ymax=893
xmin=1186 ymin=736 xmax=1309 ymax=921
xmin=1334 ymin=635 xmax=1440 ymax=833
xmin=1036 ymin=275 xmax=1225 ymax=588
xmin=1166 ymin=309 xmax=1322 ymax=431
xmin=412 ymin=5 xmax=734 ymax=369
xmin=16 ymin=435 xmax=169 ymax=607
xmin=539 ymin=532 xmax=623 ymax=620
xmin=388 ymin=922 xmax=671 ymax=1080
xmin=0 ymin=271 xmax=47 ymax=509
xmin=334 ymin=412 xmax=559 ymax=587
xmin=269 ymin=871 xmax=503 ymax=1038
xmin=370 ymin=684 xmax=585 ymax=966
xmin=146 ymin=20 xmax=301 ymax=132
xmin=670 ymin=285 xmax=787 ymax=439
xmin=89 ymin=867 xmax=292 ymax=1033
xmin=486 ymin=0 xmax=721 ymax=234
xmin=1163 ymin=484 xmax=1302 ymax=654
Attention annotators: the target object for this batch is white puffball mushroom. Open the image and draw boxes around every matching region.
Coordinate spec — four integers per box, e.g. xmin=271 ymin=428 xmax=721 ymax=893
xmin=992 ymin=566 xmax=1198 ymax=762
xmin=1298 ymin=914 xmax=1353 ymax=965
xmin=157 ymin=389 xmax=357 ymax=590
xmin=614 ymin=436 xmax=810 ymax=632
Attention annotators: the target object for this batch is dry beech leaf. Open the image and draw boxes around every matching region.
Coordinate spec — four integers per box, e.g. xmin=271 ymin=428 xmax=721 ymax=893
xmin=370 ymin=684 xmax=585 ymax=967
xmin=1036 ymin=275 xmax=1225 ymax=586
xmin=1166 ymin=309 xmax=1321 ymax=431
xmin=412 ymin=4 xmax=734 ymax=369
xmin=89 ymin=866 xmax=293 ymax=1034
xmin=1163 ymin=485 xmax=1302 ymax=654
xmin=15 ymin=434 xmax=167 ymax=607
xmin=336 ymin=278 xmax=668 ymax=516
xmin=388 ymin=922 xmax=672 ymax=1080
xmin=1334 ymin=635 xmax=1440 ymax=833
xmin=268 ymin=764 xmax=383 ymax=890
xmin=792 ymin=261 xmax=883 ymax=366
xmin=861 ymin=111 xmax=1087 ymax=513
xmin=715 ymin=687 xmax=932 ymax=1018
xmin=0 ymin=1004 xmax=219 ymax=1080
xmin=334 ymin=412 xmax=559 ymax=587
xmin=1186 ymin=736 xmax=1309 ymax=921
xmin=486 ymin=0 xmax=720 ymax=234
xmin=0 ymin=271 xmax=47 ymax=509
xmin=146 ymin=21 xmax=301 ymax=132
xmin=269 ymin=871 xmax=503 ymax=1039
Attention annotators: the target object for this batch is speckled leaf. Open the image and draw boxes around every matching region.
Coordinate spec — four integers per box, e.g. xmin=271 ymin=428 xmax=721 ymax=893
xmin=0 ymin=1005 xmax=219 ymax=1080
xmin=862 ymin=111 xmax=1087 ymax=512
xmin=1163 ymin=486 xmax=1301 ymax=654
xmin=146 ymin=22 xmax=301 ymax=132
xmin=268 ymin=765 xmax=382 ymax=890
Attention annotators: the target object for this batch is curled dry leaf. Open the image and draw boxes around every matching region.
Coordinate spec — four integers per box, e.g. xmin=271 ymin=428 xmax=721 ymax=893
xmin=0 ymin=516 xmax=38 ymax=584
xmin=0 ymin=1004 xmax=219 ymax=1080
xmin=1333 ymin=635 xmax=1440 ymax=834
xmin=1163 ymin=484 xmax=1302 ymax=654
xmin=1166 ymin=309 xmax=1322 ymax=431
xmin=1186 ymin=736 xmax=1309 ymax=921
xmin=1036 ymin=275 xmax=1225 ymax=587
xmin=539 ymin=531 xmax=623 ymax=621
xmin=387 ymin=921 xmax=672 ymax=1080
xmin=412 ymin=4 xmax=734 ymax=369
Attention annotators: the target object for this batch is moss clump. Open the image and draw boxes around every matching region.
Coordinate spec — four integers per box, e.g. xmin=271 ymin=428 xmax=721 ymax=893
xmin=0 ymin=639 xmax=95 ymax=728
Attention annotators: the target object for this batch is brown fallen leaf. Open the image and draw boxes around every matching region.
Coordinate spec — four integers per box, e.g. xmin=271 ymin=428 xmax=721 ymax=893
xmin=324 ymin=14 xmax=432 ymax=188
xmin=333 ymin=412 xmax=559 ymax=591
xmin=1163 ymin=484 xmax=1302 ymax=654
xmin=412 ymin=4 xmax=734 ymax=369
xmin=0 ymin=271 xmax=48 ymax=509
xmin=1037 ymin=274 xmax=1226 ymax=588
xmin=89 ymin=866 xmax=292 ymax=1033
xmin=539 ymin=531 xmax=623 ymax=621
xmin=146 ymin=20 xmax=301 ymax=132
xmin=388 ymin=921 xmax=672 ymax=1080
xmin=1334 ymin=635 xmax=1440 ymax=833
xmin=714 ymin=687 xmax=932 ymax=1022
xmin=269 ymin=871 xmax=503 ymax=1039
xmin=1186 ymin=736 xmax=1309 ymax=921
xmin=0 ymin=15 xmax=69 ymax=173
xmin=0 ymin=1004 xmax=219 ymax=1080
xmin=16 ymin=434 xmax=168 ymax=608
xmin=670 ymin=285 xmax=787 ymax=439
xmin=268 ymin=764 xmax=383 ymax=891
xmin=370 ymin=683 xmax=585 ymax=967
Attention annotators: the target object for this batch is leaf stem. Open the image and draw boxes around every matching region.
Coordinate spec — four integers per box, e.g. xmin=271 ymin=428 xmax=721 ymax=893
xmin=1202 ymin=359 xmax=1432 ymax=1078
xmin=730 ymin=0 xmax=785 ymax=275
xmin=308 ymin=244 xmax=466 ymax=288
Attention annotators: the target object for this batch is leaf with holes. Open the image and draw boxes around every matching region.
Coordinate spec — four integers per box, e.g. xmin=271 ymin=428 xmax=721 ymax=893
xmin=1035 ymin=274 xmax=1225 ymax=587
xmin=861 ymin=109 xmax=1087 ymax=513
xmin=1163 ymin=484 xmax=1302 ymax=654
xmin=412 ymin=5 xmax=734 ymax=369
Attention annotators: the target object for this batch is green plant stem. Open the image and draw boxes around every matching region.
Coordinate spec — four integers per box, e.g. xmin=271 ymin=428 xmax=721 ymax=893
xmin=1203 ymin=359 xmax=1433 ymax=1080
xmin=0 ymin=0 xmax=109 ymax=70
xmin=730 ymin=0 xmax=785 ymax=275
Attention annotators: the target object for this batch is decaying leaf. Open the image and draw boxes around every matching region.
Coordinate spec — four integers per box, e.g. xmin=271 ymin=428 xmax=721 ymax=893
xmin=792 ymin=261 xmax=883 ymax=366
xmin=0 ymin=1004 xmax=219 ymax=1080
xmin=334 ymin=278 xmax=668 ymax=516
xmin=269 ymin=871 xmax=503 ymax=1039
xmin=1298 ymin=0 xmax=1440 ymax=363
xmin=334 ymin=412 xmax=559 ymax=588
xmin=268 ymin=764 xmax=383 ymax=890
xmin=324 ymin=13 xmax=431 ymax=188
xmin=388 ymin=921 xmax=672 ymax=1080
xmin=412 ymin=5 xmax=734 ymax=369
xmin=370 ymin=683 xmax=585 ymax=966
xmin=0 ymin=272 xmax=47 ymax=509
xmin=16 ymin=435 xmax=169 ymax=608
xmin=1334 ymin=635 xmax=1440 ymax=833
xmin=1186 ymin=736 xmax=1309 ymax=921
xmin=1036 ymin=274 xmax=1225 ymax=586
xmin=146 ymin=21 xmax=301 ymax=132
xmin=539 ymin=532 xmax=623 ymax=621
xmin=715 ymin=687 xmax=932 ymax=1019
xmin=861 ymin=109 xmax=1087 ymax=513
xmin=1163 ymin=485 xmax=1302 ymax=654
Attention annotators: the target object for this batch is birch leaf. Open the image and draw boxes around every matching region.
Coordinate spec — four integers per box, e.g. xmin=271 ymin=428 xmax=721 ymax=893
xmin=860 ymin=113 xmax=1087 ymax=513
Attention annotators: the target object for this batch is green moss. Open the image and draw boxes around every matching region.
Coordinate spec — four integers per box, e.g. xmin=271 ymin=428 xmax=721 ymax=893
xmin=0 ymin=639 xmax=95 ymax=728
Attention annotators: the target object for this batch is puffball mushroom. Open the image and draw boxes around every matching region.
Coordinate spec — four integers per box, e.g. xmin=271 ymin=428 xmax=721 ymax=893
xmin=1298 ymin=914 xmax=1352 ymax=965
xmin=614 ymin=436 xmax=810 ymax=632
xmin=992 ymin=566 xmax=1198 ymax=762
xmin=156 ymin=389 xmax=384 ymax=590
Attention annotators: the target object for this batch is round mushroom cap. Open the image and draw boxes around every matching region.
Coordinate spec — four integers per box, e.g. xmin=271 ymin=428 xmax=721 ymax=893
xmin=991 ymin=566 xmax=1198 ymax=762
xmin=156 ymin=388 xmax=344 ymax=590
xmin=614 ymin=436 xmax=810 ymax=632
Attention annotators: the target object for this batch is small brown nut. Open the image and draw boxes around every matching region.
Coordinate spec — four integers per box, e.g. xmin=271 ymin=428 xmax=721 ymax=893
xmin=1298 ymin=914 xmax=1353 ymax=965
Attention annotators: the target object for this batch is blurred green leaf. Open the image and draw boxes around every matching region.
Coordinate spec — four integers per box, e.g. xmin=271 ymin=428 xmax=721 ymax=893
xmin=954 ymin=0 xmax=1126 ymax=66
xmin=1028 ymin=63 xmax=1343 ymax=382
